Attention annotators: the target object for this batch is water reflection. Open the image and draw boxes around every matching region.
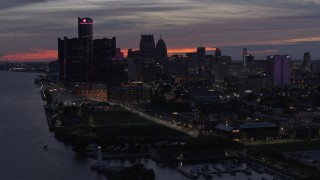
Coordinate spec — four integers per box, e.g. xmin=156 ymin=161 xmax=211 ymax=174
xmin=103 ymin=158 xmax=277 ymax=180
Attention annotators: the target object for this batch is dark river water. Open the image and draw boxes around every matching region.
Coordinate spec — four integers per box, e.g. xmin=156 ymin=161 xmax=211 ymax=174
xmin=0 ymin=72 xmax=106 ymax=180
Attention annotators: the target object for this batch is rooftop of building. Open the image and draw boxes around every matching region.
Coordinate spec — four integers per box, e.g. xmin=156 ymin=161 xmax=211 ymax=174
xmin=240 ymin=122 xmax=277 ymax=129
xmin=215 ymin=124 xmax=236 ymax=132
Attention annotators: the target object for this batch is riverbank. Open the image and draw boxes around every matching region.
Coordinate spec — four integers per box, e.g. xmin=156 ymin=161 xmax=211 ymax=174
xmin=79 ymin=146 xmax=226 ymax=164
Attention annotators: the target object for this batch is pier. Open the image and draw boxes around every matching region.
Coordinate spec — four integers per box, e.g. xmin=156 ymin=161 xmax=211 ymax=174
xmin=177 ymin=167 xmax=262 ymax=179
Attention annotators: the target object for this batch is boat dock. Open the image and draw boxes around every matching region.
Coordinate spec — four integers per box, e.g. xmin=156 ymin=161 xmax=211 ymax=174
xmin=178 ymin=167 xmax=258 ymax=179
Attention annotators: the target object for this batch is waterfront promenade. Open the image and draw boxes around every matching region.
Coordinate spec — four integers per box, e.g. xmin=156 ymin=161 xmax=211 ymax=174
xmin=115 ymin=103 xmax=199 ymax=137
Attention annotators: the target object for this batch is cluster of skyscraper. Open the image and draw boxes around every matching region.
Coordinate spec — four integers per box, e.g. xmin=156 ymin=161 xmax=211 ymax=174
xmin=56 ymin=17 xmax=316 ymax=90
xmin=58 ymin=17 xmax=169 ymax=86
xmin=127 ymin=34 xmax=168 ymax=82
xmin=58 ymin=17 xmax=117 ymax=85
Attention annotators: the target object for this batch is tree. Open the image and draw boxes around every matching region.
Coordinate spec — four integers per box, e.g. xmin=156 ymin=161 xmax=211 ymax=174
xmin=72 ymin=135 xmax=90 ymax=152
xmin=150 ymin=96 xmax=166 ymax=106
xmin=78 ymin=104 xmax=90 ymax=125
xmin=43 ymin=89 xmax=53 ymax=105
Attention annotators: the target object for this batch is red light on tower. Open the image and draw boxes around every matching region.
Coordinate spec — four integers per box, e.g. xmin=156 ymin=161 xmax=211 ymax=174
xmin=83 ymin=19 xmax=87 ymax=23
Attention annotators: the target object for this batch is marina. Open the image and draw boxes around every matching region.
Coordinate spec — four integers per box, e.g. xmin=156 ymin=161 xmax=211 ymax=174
xmin=176 ymin=162 xmax=283 ymax=180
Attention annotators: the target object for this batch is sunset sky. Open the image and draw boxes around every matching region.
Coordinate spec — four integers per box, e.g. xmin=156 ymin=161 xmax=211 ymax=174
xmin=0 ymin=0 xmax=320 ymax=61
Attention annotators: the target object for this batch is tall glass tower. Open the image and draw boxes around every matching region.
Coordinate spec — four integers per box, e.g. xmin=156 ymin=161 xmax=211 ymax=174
xmin=197 ymin=47 xmax=206 ymax=64
xmin=272 ymin=55 xmax=291 ymax=86
xmin=78 ymin=17 xmax=93 ymax=40
xmin=78 ymin=17 xmax=94 ymax=81
xmin=140 ymin=34 xmax=155 ymax=61
xmin=303 ymin=52 xmax=311 ymax=72
xmin=155 ymin=37 xmax=168 ymax=63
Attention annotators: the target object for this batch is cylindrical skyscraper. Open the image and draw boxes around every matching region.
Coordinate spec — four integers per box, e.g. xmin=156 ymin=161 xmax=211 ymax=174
xmin=78 ymin=17 xmax=93 ymax=39
xmin=78 ymin=17 xmax=94 ymax=81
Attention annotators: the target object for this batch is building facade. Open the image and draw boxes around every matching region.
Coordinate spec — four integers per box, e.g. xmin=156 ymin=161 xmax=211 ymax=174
xmin=78 ymin=17 xmax=94 ymax=81
xmin=272 ymin=55 xmax=291 ymax=86
xmin=140 ymin=34 xmax=155 ymax=62
xmin=197 ymin=47 xmax=206 ymax=64
xmin=303 ymin=52 xmax=311 ymax=72
xmin=58 ymin=37 xmax=85 ymax=82
xmin=58 ymin=17 xmax=117 ymax=85
xmin=93 ymin=37 xmax=116 ymax=83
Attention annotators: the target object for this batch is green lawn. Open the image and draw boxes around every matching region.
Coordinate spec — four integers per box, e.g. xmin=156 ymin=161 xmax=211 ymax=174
xmin=93 ymin=111 xmax=188 ymax=137
xmin=94 ymin=111 xmax=150 ymax=124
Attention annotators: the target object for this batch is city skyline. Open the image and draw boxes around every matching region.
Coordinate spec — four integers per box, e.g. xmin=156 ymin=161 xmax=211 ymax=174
xmin=0 ymin=0 xmax=320 ymax=61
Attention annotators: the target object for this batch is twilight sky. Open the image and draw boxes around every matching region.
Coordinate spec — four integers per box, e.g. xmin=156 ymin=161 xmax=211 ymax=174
xmin=0 ymin=0 xmax=320 ymax=61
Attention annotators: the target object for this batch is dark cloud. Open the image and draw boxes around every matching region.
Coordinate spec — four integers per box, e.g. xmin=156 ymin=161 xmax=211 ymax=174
xmin=219 ymin=42 xmax=320 ymax=61
xmin=0 ymin=52 xmax=5 ymax=58
xmin=0 ymin=0 xmax=320 ymax=60
xmin=0 ymin=0 xmax=50 ymax=10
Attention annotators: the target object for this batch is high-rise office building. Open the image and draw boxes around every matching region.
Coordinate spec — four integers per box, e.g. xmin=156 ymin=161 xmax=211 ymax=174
xmin=78 ymin=17 xmax=93 ymax=39
xmin=140 ymin=34 xmax=155 ymax=61
xmin=215 ymin=48 xmax=221 ymax=61
xmin=58 ymin=38 xmax=65 ymax=81
xmin=155 ymin=37 xmax=168 ymax=63
xmin=58 ymin=17 xmax=117 ymax=85
xmin=155 ymin=37 xmax=168 ymax=74
xmin=93 ymin=37 xmax=116 ymax=83
xmin=197 ymin=47 xmax=206 ymax=63
xmin=272 ymin=55 xmax=291 ymax=86
xmin=78 ymin=17 xmax=94 ymax=81
xmin=303 ymin=52 xmax=311 ymax=72
xmin=58 ymin=37 xmax=85 ymax=82
xmin=243 ymin=48 xmax=248 ymax=69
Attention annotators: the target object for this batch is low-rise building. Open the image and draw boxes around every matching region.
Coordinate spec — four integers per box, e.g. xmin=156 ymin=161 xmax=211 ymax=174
xmin=240 ymin=122 xmax=278 ymax=141
xmin=214 ymin=124 xmax=241 ymax=141
xmin=109 ymin=86 xmax=151 ymax=103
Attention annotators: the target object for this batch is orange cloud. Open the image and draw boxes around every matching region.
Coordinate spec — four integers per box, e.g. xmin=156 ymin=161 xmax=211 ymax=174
xmin=4 ymin=47 xmax=219 ymax=61
xmin=120 ymin=47 xmax=217 ymax=58
xmin=168 ymin=47 xmax=217 ymax=54
xmin=3 ymin=49 xmax=57 ymax=62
